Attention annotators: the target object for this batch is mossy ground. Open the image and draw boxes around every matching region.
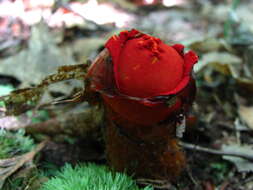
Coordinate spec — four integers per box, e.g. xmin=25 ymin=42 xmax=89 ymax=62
xmin=40 ymin=163 xmax=153 ymax=190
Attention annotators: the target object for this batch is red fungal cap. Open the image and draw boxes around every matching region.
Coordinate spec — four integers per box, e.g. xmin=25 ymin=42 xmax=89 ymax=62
xmin=115 ymin=36 xmax=183 ymax=98
xmin=105 ymin=29 xmax=198 ymax=98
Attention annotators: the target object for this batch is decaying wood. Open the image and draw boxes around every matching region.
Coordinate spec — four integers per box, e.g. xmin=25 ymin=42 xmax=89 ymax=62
xmin=0 ymin=63 xmax=88 ymax=116
xmin=25 ymin=105 xmax=103 ymax=137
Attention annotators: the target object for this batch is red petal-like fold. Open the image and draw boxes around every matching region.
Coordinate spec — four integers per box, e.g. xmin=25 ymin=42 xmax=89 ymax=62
xmin=158 ymin=50 xmax=198 ymax=96
xmin=172 ymin=44 xmax=184 ymax=56
xmin=106 ymin=29 xmax=191 ymax=98
xmin=105 ymin=29 xmax=142 ymax=73
xmin=102 ymin=94 xmax=182 ymax=125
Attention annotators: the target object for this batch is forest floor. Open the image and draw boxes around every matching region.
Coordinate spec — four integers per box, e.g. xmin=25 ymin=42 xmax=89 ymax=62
xmin=1 ymin=0 xmax=253 ymax=189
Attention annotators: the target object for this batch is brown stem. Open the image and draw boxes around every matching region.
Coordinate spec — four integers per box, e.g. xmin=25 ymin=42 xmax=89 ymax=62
xmin=105 ymin=105 xmax=185 ymax=181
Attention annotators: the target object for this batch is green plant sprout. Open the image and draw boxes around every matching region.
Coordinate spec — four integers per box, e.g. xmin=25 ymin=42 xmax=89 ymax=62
xmin=40 ymin=163 xmax=153 ymax=190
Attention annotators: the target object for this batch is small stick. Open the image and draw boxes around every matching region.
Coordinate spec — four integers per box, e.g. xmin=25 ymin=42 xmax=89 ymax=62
xmin=180 ymin=141 xmax=253 ymax=162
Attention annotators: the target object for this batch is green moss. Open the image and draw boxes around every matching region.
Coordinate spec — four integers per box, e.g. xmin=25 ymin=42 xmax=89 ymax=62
xmin=0 ymin=129 xmax=35 ymax=159
xmin=40 ymin=163 xmax=153 ymax=190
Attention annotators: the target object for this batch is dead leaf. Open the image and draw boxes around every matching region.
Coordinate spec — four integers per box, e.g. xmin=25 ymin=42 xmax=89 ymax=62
xmin=238 ymin=105 xmax=253 ymax=130
xmin=71 ymin=37 xmax=106 ymax=62
xmin=222 ymin=144 xmax=253 ymax=172
xmin=188 ymin=38 xmax=224 ymax=53
xmin=0 ymin=141 xmax=46 ymax=189
xmin=236 ymin=78 xmax=253 ymax=94
xmin=198 ymin=52 xmax=242 ymax=74
xmin=0 ymin=23 xmax=77 ymax=86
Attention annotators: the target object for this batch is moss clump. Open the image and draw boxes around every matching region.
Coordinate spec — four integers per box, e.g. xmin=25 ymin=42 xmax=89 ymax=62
xmin=0 ymin=129 xmax=35 ymax=159
xmin=40 ymin=163 xmax=153 ymax=190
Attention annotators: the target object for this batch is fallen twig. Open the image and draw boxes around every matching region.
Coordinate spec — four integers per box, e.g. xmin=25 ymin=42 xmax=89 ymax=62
xmin=180 ymin=141 xmax=253 ymax=162
xmin=136 ymin=178 xmax=172 ymax=189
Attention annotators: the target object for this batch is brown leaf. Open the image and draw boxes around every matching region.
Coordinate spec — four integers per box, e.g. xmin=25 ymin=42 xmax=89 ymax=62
xmin=238 ymin=105 xmax=253 ymax=130
xmin=198 ymin=52 xmax=241 ymax=74
xmin=222 ymin=144 xmax=253 ymax=172
xmin=189 ymin=38 xmax=224 ymax=53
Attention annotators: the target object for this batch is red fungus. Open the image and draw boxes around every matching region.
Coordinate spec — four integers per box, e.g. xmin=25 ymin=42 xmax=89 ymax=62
xmin=105 ymin=29 xmax=197 ymax=98
xmin=87 ymin=29 xmax=198 ymax=181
